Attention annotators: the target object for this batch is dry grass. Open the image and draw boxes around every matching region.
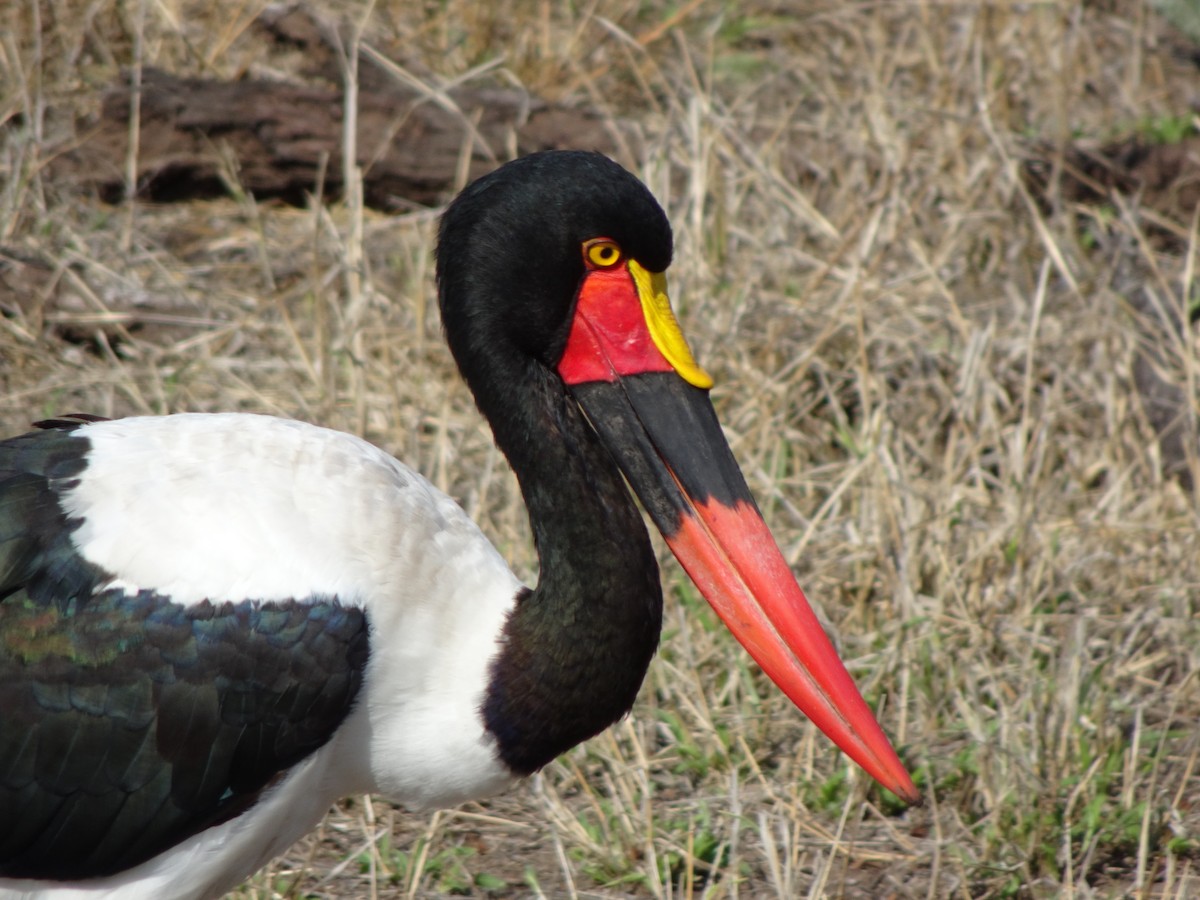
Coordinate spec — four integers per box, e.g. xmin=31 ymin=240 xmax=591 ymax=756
xmin=3 ymin=0 xmax=1200 ymax=897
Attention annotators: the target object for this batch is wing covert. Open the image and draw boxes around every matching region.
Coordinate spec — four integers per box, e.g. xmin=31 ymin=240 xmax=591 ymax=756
xmin=0 ymin=425 xmax=371 ymax=880
xmin=0 ymin=589 xmax=369 ymax=879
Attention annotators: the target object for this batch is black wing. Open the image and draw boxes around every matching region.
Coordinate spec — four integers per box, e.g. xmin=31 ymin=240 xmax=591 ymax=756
xmin=0 ymin=425 xmax=370 ymax=880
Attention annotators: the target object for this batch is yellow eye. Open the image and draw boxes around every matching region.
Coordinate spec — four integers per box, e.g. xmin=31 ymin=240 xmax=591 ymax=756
xmin=583 ymin=238 xmax=622 ymax=269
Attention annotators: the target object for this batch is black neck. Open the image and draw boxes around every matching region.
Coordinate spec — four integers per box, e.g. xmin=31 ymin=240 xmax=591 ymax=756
xmin=476 ymin=359 xmax=662 ymax=775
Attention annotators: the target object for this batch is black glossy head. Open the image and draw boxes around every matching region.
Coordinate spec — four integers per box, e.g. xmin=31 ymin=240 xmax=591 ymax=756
xmin=437 ymin=154 xmax=673 ymax=773
xmin=436 ymin=151 xmax=672 ymax=384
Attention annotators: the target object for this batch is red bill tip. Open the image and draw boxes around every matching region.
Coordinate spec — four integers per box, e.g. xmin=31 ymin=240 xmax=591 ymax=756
xmin=664 ymin=498 xmax=918 ymax=805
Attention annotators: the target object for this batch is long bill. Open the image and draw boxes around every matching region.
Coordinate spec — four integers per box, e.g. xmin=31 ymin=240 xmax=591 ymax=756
xmin=557 ymin=259 xmax=919 ymax=805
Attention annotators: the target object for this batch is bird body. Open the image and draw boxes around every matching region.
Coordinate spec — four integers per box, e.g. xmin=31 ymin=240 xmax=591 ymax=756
xmin=0 ymin=151 xmax=916 ymax=899
xmin=1 ymin=414 xmax=519 ymax=899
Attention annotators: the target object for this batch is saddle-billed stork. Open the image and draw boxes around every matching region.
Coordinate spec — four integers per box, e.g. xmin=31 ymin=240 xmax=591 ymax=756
xmin=0 ymin=150 xmax=916 ymax=899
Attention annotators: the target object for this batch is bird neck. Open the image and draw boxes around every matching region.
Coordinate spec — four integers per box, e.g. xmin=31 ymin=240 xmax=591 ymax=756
xmin=474 ymin=359 xmax=662 ymax=775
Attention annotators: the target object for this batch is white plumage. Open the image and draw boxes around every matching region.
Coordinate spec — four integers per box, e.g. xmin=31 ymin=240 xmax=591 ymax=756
xmin=1 ymin=414 xmax=520 ymax=900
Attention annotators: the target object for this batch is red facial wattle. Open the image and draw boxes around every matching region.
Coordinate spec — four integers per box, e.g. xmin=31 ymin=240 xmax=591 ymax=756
xmin=559 ymin=266 xmax=675 ymax=385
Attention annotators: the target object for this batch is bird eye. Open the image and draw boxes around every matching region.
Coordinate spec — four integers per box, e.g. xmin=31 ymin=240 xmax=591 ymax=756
xmin=583 ymin=238 xmax=622 ymax=269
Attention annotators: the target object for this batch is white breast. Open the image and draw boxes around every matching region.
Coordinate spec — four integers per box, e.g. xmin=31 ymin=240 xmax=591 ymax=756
xmin=62 ymin=413 xmax=478 ymax=608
